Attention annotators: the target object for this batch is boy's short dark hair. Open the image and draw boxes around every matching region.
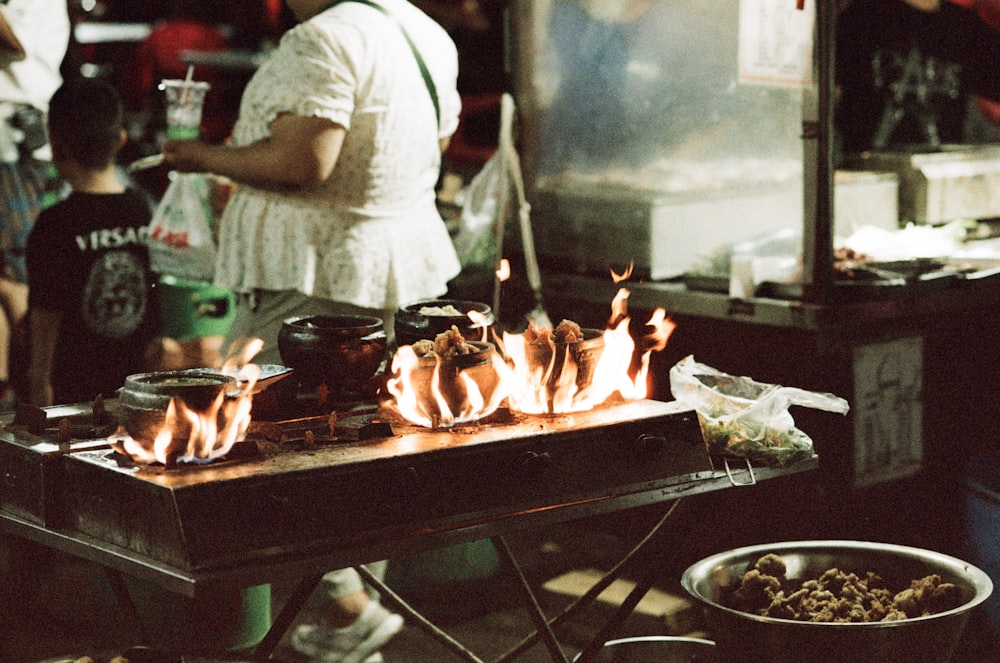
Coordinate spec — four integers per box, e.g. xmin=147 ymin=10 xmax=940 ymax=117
xmin=48 ymin=78 xmax=124 ymax=170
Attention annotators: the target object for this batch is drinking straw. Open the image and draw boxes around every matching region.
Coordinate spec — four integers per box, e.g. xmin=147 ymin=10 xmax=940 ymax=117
xmin=181 ymin=64 xmax=195 ymax=105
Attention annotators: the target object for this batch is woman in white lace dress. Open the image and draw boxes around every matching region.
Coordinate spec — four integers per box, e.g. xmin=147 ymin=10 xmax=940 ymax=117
xmin=163 ymin=1 xmax=461 ymax=661
xmin=163 ymin=0 xmax=461 ymax=364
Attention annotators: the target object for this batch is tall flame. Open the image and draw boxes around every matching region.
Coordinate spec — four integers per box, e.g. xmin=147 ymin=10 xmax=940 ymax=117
xmin=116 ymin=339 xmax=263 ymax=465
xmin=385 ymin=344 xmax=509 ymax=428
xmin=497 ymin=287 xmax=674 ymax=414
xmin=385 ymin=280 xmax=675 ymax=426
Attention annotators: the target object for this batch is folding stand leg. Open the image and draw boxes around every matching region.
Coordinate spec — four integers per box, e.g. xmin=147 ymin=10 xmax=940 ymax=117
xmin=249 ymin=573 xmax=325 ymax=662
xmin=493 ymin=500 xmax=682 ymax=663
xmin=103 ymin=567 xmax=149 ymax=645
xmin=357 ymin=564 xmax=487 ymax=663
xmin=493 ymin=535 xmax=570 ymax=663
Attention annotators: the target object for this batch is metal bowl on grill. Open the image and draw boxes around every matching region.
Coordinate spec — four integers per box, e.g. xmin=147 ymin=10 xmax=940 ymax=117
xmin=681 ymin=540 xmax=993 ymax=663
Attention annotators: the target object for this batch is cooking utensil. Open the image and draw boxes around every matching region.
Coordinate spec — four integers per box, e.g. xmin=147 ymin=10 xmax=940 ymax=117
xmin=494 ymin=92 xmax=552 ymax=329
xmin=118 ymin=371 xmax=238 ymax=445
xmin=681 ymin=540 xmax=993 ymax=663
xmin=181 ymin=364 xmax=294 ymax=393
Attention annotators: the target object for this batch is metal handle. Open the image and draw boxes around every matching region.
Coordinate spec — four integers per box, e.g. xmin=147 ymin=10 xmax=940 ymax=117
xmin=723 ymin=456 xmax=757 ymax=486
xmin=636 ymin=433 xmax=666 ymax=455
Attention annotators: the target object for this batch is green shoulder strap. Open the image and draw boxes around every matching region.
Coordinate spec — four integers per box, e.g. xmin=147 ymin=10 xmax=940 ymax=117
xmin=332 ymin=0 xmax=441 ymax=129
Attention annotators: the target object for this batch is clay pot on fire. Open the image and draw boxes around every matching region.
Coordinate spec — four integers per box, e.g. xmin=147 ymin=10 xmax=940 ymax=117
xmin=405 ymin=341 xmax=503 ymax=424
xmin=277 ymin=315 xmax=388 ymax=392
xmin=526 ymin=328 xmax=605 ymax=393
xmin=119 ymin=371 xmax=237 ymax=445
xmin=394 ymin=299 xmax=495 ymax=348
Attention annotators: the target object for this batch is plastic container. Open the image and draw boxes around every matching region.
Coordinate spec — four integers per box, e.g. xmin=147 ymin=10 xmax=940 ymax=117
xmin=965 ymin=452 xmax=1000 ymax=637
xmin=124 ymin=580 xmax=271 ymax=653
xmin=160 ymin=78 xmax=211 ymax=141
xmin=157 ymin=274 xmax=236 ymax=341
xmin=386 ymin=539 xmax=499 ymax=593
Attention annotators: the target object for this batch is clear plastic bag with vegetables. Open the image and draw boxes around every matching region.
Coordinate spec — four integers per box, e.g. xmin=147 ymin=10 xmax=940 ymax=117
xmin=669 ymin=356 xmax=849 ymax=467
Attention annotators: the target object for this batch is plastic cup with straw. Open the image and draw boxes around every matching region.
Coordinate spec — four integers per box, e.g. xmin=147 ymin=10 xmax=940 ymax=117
xmin=159 ymin=65 xmax=211 ymax=141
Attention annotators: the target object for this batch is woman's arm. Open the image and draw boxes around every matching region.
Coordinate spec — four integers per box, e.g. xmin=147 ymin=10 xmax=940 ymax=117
xmin=162 ymin=113 xmax=347 ymax=190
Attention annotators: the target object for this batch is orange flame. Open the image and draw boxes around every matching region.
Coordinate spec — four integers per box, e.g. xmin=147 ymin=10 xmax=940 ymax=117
xmin=611 ymin=262 xmax=634 ymax=283
xmin=116 ymin=339 xmax=263 ymax=465
xmin=385 ymin=344 xmax=509 ymax=428
xmin=385 ymin=284 xmax=675 ymax=425
xmin=496 ymin=259 xmax=511 ymax=282
xmin=498 ymin=287 xmax=673 ymax=414
xmin=467 ymin=309 xmax=491 ymax=342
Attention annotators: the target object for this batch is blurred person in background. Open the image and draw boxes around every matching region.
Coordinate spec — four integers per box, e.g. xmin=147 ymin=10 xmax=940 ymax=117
xmin=949 ymin=0 xmax=1000 ymax=142
xmin=835 ymin=0 xmax=1000 ymax=155
xmin=0 ymin=0 xmax=70 ymax=410
xmin=162 ymin=1 xmax=461 ymax=660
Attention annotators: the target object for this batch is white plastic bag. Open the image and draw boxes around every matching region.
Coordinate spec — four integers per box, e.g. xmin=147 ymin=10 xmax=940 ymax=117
xmin=148 ymin=172 xmax=217 ymax=282
xmin=452 ymin=150 xmax=505 ymax=269
xmin=669 ymin=355 xmax=849 ymax=467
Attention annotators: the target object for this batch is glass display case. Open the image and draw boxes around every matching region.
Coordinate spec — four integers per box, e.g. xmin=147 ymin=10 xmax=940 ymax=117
xmin=507 ymin=0 xmax=821 ymax=291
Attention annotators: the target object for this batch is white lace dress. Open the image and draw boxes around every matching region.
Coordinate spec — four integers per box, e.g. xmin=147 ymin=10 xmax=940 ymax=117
xmin=212 ymin=0 xmax=462 ymax=310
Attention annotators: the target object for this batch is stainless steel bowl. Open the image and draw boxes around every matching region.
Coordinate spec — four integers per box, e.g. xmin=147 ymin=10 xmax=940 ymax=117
xmin=681 ymin=540 xmax=993 ymax=663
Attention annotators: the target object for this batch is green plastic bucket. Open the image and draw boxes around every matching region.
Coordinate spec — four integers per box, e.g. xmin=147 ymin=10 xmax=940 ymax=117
xmin=386 ymin=539 xmax=499 ymax=592
xmin=125 ymin=580 xmax=272 ymax=653
xmin=156 ymin=274 xmax=236 ymax=340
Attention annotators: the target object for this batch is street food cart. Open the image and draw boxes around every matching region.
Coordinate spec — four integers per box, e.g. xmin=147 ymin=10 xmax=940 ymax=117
xmin=500 ymin=0 xmax=1000 ymax=578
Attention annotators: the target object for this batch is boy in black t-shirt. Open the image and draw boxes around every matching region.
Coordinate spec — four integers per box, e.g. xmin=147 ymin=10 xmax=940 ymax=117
xmin=26 ymin=78 xmax=161 ymax=406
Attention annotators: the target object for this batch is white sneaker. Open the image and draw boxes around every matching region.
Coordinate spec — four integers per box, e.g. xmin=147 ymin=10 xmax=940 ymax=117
xmin=291 ymin=601 xmax=403 ymax=663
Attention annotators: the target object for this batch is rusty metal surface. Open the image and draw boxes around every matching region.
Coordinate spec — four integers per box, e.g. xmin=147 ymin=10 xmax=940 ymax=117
xmin=1 ymin=398 xmax=818 ymax=597
xmin=53 ymin=401 xmax=708 ymax=570
xmin=0 ymin=402 xmax=118 ymax=525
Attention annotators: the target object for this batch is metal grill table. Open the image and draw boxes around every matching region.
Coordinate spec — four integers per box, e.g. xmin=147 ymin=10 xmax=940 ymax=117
xmin=1 ymin=398 xmax=818 ymax=662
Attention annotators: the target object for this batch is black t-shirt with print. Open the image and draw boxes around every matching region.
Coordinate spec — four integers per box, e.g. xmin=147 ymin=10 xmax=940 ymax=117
xmin=26 ymin=188 xmax=161 ymax=404
xmin=836 ymin=0 xmax=1000 ymax=154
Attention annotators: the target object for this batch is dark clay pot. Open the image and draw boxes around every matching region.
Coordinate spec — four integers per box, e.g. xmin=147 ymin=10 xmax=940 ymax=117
xmin=119 ymin=371 xmax=237 ymax=444
xmin=278 ymin=315 xmax=388 ymax=391
xmin=394 ymin=299 xmax=495 ymax=348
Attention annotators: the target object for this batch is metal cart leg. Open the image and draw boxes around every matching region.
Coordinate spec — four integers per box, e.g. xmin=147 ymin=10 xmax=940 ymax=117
xmin=493 ymin=535 xmax=570 ymax=663
xmin=248 ymin=573 xmax=325 ymax=662
xmin=493 ymin=499 xmax=682 ymax=662
xmin=103 ymin=566 xmax=149 ymax=645
xmin=357 ymin=563 xmax=488 ymax=663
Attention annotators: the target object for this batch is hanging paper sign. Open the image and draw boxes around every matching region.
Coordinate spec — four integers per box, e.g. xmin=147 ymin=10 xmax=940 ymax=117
xmin=738 ymin=0 xmax=815 ymax=87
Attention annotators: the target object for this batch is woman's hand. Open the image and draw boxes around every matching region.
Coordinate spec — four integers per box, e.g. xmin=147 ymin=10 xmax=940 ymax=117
xmin=161 ymin=139 xmax=211 ymax=173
